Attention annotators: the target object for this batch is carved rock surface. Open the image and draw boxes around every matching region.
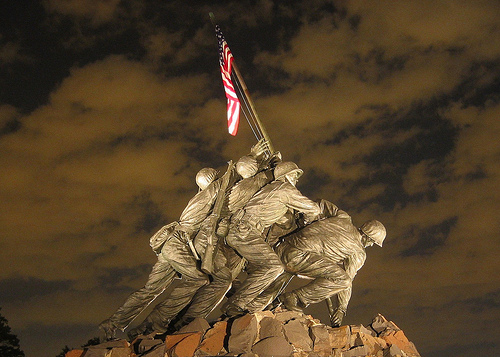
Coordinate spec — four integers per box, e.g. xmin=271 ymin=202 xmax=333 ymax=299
xmin=310 ymin=324 xmax=332 ymax=355
xmin=370 ymin=313 xmax=420 ymax=357
xmin=227 ymin=313 xmax=259 ymax=354
xmin=65 ymin=311 xmax=420 ymax=357
xmin=252 ymin=336 xmax=294 ymax=356
xmin=283 ymin=319 xmax=313 ymax=352
xmin=178 ymin=317 xmax=211 ymax=335
xmin=137 ymin=339 xmax=163 ymax=354
xmin=328 ymin=325 xmax=350 ymax=349
xmin=259 ymin=316 xmax=285 ymax=340
xmin=195 ymin=320 xmax=227 ymax=356
xmin=168 ymin=332 xmax=202 ymax=357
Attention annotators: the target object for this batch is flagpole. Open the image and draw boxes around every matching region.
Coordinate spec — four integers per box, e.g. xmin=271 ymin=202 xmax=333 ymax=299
xmin=209 ymin=13 xmax=275 ymax=155
xmin=230 ymin=63 xmax=275 ymax=154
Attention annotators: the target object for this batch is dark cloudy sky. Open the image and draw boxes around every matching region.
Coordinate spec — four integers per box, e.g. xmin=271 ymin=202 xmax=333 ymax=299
xmin=1 ymin=1 xmax=499 ymax=356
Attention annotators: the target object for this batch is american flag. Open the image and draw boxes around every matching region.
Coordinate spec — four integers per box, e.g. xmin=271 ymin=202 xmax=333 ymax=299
xmin=216 ymin=25 xmax=240 ymax=136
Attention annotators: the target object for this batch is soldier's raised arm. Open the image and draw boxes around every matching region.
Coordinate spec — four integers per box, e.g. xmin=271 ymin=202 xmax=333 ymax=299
xmin=272 ymin=162 xmax=322 ymax=223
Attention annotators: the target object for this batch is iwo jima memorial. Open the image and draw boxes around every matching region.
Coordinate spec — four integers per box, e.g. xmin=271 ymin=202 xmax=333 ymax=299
xmin=66 ymin=14 xmax=421 ymax=357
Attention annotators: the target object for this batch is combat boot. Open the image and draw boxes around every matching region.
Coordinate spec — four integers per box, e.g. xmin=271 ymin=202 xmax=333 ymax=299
xmin=279 ymin=292 xmax=305 ymax=313
xmin=99 ymin=318 xmax=117 ymax=340
xmin=221 ymin=301 xmax=246 ymax=318
xmin=127 ymin=321 xmax=154 ymax=341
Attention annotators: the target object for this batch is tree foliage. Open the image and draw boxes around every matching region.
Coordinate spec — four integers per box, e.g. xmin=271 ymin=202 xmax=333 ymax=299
xmin=82 ymin=337 xmax=101 ymax=347
xmin=0 ymin=308 xmax=25 ymax=357
xmin=56 ymin=336 xmax=101 ymax=356
xmin=55 ymin=345 xmax=71 ymax=357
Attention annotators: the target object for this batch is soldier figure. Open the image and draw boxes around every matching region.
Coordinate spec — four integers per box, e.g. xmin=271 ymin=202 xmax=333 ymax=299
xmin=246 ymin=201 xmax=386 ymax=327
xmin=221 ymin=161 xmax=322 ymax=317
xmin=99 ymin=138 xmax=386 ymax=336
xmin=98 ymin=167 xmax=222 ymax=340
xmin=171 ymin=151 xmax=283 ymax=326
xmin=99 ymin=141 xmax=269 ymax=339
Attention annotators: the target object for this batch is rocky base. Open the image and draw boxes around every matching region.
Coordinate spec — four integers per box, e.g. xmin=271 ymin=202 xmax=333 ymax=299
xmin=66 ymin=309 xmax=420 ymax=357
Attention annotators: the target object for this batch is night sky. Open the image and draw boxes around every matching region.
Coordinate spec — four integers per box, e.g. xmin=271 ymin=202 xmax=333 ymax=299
xmin=1 ymin=1 xmax=499 ymax=356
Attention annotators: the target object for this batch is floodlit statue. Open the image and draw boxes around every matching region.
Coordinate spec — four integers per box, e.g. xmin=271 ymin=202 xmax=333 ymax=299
xmin=98 ymin=167 xmax=219 ymax=340
xmin=172 ymin=151 xmax=283 ymax=326
xmin=246 ymin=200 xmax=386 ymax=327
xmin=99 ymin=141 xmax=269 ymax=340
xmin=97 ymin=16 xmax=389 ymax=336
xmin=99 ymin=139 xmax=386 ymax=337
xmin=221 ymin=161 xmax=322 ymax=317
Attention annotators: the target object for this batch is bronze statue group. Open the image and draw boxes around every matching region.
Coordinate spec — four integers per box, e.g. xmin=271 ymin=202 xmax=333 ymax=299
xmin=99 ymin=140 xmax=386 ymax=340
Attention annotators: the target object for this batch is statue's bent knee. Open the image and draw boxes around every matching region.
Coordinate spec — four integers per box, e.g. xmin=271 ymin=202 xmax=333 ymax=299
xmin=332 ymin=276 xmax=351 ymax=288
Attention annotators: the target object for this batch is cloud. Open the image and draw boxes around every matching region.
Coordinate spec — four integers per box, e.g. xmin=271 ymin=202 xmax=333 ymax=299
xmin=254 ymin=0 xmax=500 ymax=136
xmin=1 ymin=2 xmax=500 ymax=356
xmin=0 ymin=54 xmax=224 ymax=289
xmin=0 ymin=41 xmax=30 ymax=65
xmin=350 ymin=98 xmax=500 ymax=355
xmin=0 ymin=277 xmax=72 ymax=304
xmin=0 ymin=105 xmax=20 ymax=133
xmin=43 ymin=0 xmax=122 ymax=26
xmin=142 ymin=29 xmax=184 ymax=63
xmin=246 ymin=8 xmax=500 ymax=355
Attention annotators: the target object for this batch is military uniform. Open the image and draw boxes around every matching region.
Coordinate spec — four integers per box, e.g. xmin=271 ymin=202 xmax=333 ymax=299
xmin=136 ymin=153 xmax=278 ymax=330
xmin=99 ymin=179 xmax=223 ymax=338
xmin=246 ymin=206 xmax=367 ymax=320
xmin=223 ymin=179 xmax=321 ymax=314
xmin=99 ymin=146 xmax=272 ymax=338
xmin=138 ymin=151 xmax=276 ymax=331
xmin=178 ymin=170 xmax=275 ymax=323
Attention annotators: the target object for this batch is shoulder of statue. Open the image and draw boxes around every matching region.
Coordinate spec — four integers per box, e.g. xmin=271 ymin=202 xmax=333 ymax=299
xmin=336 ymin=209 xmax=351 ymax=219
xmin=275 ymin=181 xmax=296 ymax=194
xmin=280 ymin=180 xmax=295 ymax=189
xmin=269 ymin=179 xmax=285 ymax=187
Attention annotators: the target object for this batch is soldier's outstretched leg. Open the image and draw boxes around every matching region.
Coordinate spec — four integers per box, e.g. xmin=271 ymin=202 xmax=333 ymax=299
xmin=129 ymin=275 xmax=209 ymax=338
xmin=245 ymin=271 xmax=293 ymax=313
xmin=223 ymin=224 xmax=284 ymax=316
xmin=277 ymin=246 xmax=351 ymax=311
xmin=99 ymin=254 xmax=177 ymax=339
xmin=177 ymin=239 xmax=245 ymax=327
xmin=128 ymin=232 xmax=210 ymax=338
xmin=180 ymin=268 xmax=233 ymax=324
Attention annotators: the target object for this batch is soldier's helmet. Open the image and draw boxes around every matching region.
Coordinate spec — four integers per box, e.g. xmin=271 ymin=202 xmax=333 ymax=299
xmin=274 ymin=161 xmax=304 ymax=181
xmin=360 ymin=220 xmax=386 ymax=247
xmin=196 ymin=167 xmax=218 ymax=190
xmin=236 ymin=155 xmax=259 ymax=179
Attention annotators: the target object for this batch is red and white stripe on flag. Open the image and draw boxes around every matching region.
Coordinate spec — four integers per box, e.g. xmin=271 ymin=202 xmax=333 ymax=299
xmin=217 ymin=25 xmax=240 ymax=136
